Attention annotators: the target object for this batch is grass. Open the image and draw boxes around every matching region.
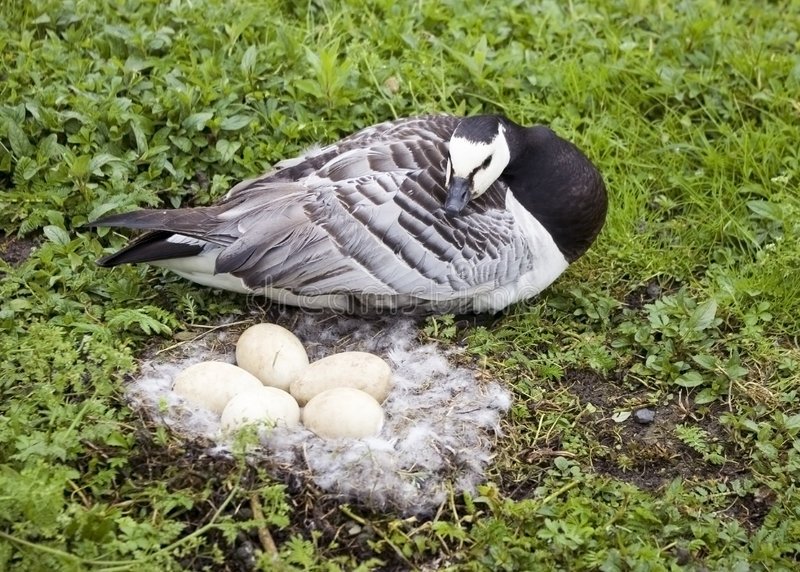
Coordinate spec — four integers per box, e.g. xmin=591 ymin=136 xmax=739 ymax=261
xmin=1 ymin=0 xmax=800 ymax=569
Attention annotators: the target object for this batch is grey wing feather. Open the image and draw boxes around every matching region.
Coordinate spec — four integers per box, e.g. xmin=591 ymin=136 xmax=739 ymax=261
xmin=218 ymin=178 xmax=529 ymax=301
xmin=223 ymin=115 xmax=460 ymax=198
xmin=92 ymin=114 xmax=531 ymax=303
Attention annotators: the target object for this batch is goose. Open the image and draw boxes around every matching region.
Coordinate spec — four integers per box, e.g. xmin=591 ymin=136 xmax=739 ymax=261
xmin=87 ymin=114 xmax=607 ymax=314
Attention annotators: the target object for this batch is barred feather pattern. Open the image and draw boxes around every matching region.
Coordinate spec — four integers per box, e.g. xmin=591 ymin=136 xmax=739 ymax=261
xmin=92 ymin=115 xmax=568 ymax=313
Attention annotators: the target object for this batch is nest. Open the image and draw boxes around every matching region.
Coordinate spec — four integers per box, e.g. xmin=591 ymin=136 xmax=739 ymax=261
xmin=127 ymin=310 xmax=510 ymax=516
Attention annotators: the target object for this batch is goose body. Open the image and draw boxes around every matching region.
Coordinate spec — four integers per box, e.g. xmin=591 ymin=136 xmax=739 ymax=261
xmin=90 ymin=114 xmax=607 ymax=314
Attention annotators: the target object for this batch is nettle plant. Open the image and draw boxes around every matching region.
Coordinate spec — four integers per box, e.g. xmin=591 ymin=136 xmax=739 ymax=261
xmin=611 ymin=288 xmax=748 ymax=404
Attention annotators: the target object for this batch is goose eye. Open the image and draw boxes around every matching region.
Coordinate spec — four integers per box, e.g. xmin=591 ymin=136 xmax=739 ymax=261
xmin=481 ymin=156 xmax=492 ymax=169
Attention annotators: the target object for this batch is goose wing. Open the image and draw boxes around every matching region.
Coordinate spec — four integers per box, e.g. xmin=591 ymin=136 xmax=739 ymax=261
xmin=93 ymin=114 xmax=531 ymax=305
xmin=223 ymin=115 xmax=461 ymax=197
xmin=214 ymin=166 xmax=529 ymax=301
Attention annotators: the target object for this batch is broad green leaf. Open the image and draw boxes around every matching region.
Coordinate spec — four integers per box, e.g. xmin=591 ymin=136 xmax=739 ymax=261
xmin=141 ymin=145 xmax=171 ymax=161
xmin=216 ymin=139 xmax=241 ymax=162
xmin=69 ymin=154 xmax=92 ymax=178
xmin=694 ymin=388 xmax=721 ymax=404
xmin=755 ymin=441 xmax=778 ymax=459
xmin=6 ymin=121 xmax=33 ymax=157
xmin=740 ymin=419 xmax=760 ymax=433
xmin=220 ymin=114 xmax=252 ymax=131
xmin=87 ymin=196 xmax=130 ymax=221
xmin=293 ymin=78 xmax=323 ymax=98
xmin=36 ymin=134 xmax=63 ymax=161
xmin=691 ymin=354 xmax=717 ymax=371
xmin=241 ymin=45 xmax=257 ymax=75
xmin=723 ymin=361 xmax=748 ymax=380
xmin=688 ymin=299 xmax=717 ymax=331
xmin=130 ymin=120 xmax=148 ymax=155
xmin=124 ymin=57 xmax=153 ymax=72
xmin=675 ymin=370 xmax=705 ymax=387
xmin=182 ymin=111 xmax=214 ymax=131
xmin=43 ymin=225 xmax=70 ymax=246
xmin=0 ymin=103 xmax=25 ymax=122
xmin=553 ymin=456 xmax=571 ymax=471
xmin=747 ymin=200 xmax=783 ymax=222
xmin=784 ymin=413 xmax=800 ymax=433
xmin=24 ymin=101 xmax=44 ymax=122
xmin=89 ymin=153 xmax=123 ymax=175
xmin=7 ymin=297 xmax=32 ymax=312
xmin=169 ymin=135 xmax=192 ymax=153
xmin=16 ymin=156 xmax=40 ymax=181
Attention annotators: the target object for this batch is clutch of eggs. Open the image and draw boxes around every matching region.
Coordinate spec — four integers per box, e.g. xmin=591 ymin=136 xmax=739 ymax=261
xmin=171 ymin=323 xmax=391 ymax=439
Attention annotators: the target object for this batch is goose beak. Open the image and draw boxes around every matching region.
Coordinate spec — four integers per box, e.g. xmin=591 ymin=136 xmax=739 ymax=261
xmin=444 ymin=177 xmax=470 ymax=216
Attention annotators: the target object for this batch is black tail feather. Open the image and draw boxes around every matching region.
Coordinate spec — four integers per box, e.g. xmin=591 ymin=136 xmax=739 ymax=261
xmin=96 ymin=230 xmax=204 ymax=267
xmin=85 ymin=208 xmax=219 ymax=267
xmin=84 ymin=208 xmax=218 ymax=234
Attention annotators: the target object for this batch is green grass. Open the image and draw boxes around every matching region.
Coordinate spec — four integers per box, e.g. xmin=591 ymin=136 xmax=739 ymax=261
xmin=2 ymin=0 xmax=800 ymax=569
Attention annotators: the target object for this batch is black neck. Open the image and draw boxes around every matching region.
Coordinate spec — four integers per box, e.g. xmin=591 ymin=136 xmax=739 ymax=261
xmin=501 ymin=123 xmax=607 ymax=262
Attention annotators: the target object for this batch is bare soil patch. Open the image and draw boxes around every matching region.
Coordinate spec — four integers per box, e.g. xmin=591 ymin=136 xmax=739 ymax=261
xmin=0 ymin=234 xmax=38 ymax=267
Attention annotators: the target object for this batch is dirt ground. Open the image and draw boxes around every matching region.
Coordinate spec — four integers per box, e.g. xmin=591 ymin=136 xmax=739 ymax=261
xmin=0 ymin=234 xmax=38 ymax=267
xmin=5 ymin=240 xmax=772 ymax=569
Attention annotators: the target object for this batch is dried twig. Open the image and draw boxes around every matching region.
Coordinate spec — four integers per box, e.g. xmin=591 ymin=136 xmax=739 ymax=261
xmin=250 ymin=492 xmax=279 ymax=556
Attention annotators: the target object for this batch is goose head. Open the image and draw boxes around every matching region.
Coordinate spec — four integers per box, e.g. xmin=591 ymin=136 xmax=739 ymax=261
xmin=444 ymin=115 xmax=511 ymax=216
xmin=443 ymin=114 xmax=607 ymax=262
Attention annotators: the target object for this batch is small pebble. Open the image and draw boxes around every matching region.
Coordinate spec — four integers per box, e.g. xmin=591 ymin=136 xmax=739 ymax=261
xmin=633 ymin=407 xmax=655 ymax=424
xmin=234 ymin=541 xmax=256 ymax=568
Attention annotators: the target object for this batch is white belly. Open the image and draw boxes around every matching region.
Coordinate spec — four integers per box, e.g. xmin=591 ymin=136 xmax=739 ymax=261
xmin=470 ymin=192 xmax=569 ymax=313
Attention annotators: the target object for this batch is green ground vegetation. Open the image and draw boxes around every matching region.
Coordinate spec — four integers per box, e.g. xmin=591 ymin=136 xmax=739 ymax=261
xmin=1 ymin=0 xmax=799 ymax=569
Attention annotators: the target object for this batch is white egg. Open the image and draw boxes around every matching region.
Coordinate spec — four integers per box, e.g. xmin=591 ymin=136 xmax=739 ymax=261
xmin=302 ymin=387 xmax=385 ymax=439
xmin=289 ymin=351 xmax=392 ymax=406
xmin=220 ymin=387 xmax=300 ymax=432
xmin=235 ymin=323 xmax=309 ymax=391
xmin=172 ymin=361 xmax=263 ymax=414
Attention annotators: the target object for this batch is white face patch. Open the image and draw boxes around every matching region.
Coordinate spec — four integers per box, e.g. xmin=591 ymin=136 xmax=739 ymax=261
xmin=448 ymin=124 xmax=511 ymax=198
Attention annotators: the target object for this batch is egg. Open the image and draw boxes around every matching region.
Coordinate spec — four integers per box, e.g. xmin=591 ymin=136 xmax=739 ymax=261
xmin=289 ymin=351 xmax=392 ymax=406
xmin=235 ymin=323 xmax=309 ymax=391
xmin=302 ymin=387 xmax=385 ymax=439
xmin=172 ymin=361 xmax=263 ymax=414
xmin=220 ymin=387 xmax=301 ymax=432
